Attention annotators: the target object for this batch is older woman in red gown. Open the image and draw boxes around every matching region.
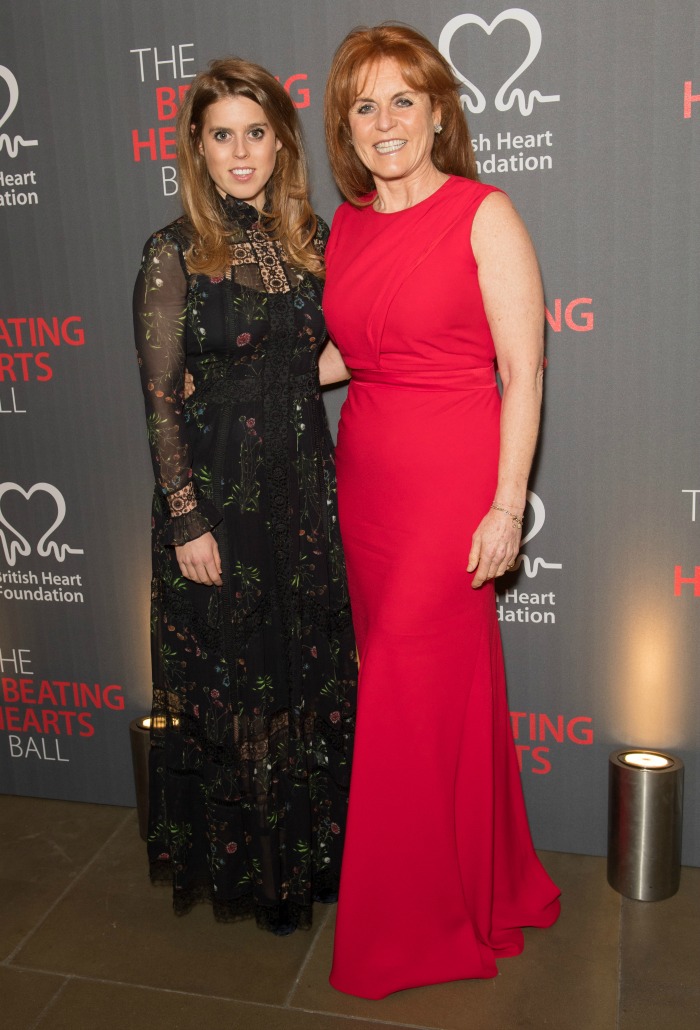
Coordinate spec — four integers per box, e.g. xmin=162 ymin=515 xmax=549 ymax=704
xmin=320 ymin=25 xmax=560 ymax=999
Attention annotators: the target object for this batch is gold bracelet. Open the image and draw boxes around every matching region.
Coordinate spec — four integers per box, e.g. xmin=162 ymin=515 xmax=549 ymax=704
xmin=490 ymin=502 xmax=524 ymax=528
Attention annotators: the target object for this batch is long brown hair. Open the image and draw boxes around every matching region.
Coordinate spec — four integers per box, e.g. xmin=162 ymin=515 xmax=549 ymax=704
xmin=177 ymin=57 xmax=322 ymax=277
xmin=324 ymin=24 xmax=478 ymax=204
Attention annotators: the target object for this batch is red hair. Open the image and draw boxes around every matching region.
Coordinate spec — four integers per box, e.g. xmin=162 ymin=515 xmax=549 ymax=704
xmin=324 ymin=24 xmax=478 ymax=204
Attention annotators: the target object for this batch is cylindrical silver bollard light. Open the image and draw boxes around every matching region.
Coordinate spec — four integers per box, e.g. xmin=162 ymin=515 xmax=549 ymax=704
xmin=129 ymin=717 xmax=151 ymax=842
xmin=607 ymin=748 xmax=684 ymax=901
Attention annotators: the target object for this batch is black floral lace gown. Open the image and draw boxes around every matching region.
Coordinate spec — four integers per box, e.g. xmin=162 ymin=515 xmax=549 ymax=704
xmin=133 ymin=197 xmax=356 ymax=930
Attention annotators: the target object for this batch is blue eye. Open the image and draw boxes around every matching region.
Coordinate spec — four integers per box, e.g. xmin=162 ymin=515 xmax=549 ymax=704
xmin=213 ymin=130 xmax=230 ymax=142
xmin=356 ymin=103 xmax=373 ymax=115
xmin=249 ymin=128 xmax=265 ymax=140
xmin=396 ymin=97 xmax=413 ymax=107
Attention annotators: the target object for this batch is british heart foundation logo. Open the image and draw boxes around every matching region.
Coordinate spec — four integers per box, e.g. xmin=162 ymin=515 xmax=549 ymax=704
xmin=0 ymin=65 xmax=39 ymax=158
xmin=513 ymin=490 xmax=562 ymax=578
xmin=496 ymin=491 xmax=561 ymax=627
xmin=0 ymin=483 xmax=84 ymax=567
xmin=439 ymin=8 xmax=560 ymax=116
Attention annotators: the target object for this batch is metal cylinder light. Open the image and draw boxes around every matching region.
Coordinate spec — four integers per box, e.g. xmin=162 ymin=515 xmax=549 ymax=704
xmin=607 ymin=748 xmax=684 ymax=901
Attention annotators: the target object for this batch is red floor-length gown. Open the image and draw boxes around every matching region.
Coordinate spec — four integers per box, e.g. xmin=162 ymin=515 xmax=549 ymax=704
xmin=322 ymin=176 xmax=560 ymax=999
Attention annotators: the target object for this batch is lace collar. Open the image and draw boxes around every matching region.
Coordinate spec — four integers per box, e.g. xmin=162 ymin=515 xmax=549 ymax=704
xmin=219 ymin=194 xmax=262 ymax=231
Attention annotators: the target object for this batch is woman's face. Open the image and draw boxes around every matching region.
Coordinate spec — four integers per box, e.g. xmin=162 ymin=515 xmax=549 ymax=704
xmin=347 ymin=57 xmax=440 ymax=188
xmin=197 ymin=95 xmax=282 ymax=210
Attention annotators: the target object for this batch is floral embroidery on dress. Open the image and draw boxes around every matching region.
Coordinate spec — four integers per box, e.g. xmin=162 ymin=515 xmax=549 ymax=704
xmin=134 ymin=199 xmax=356 ymax=930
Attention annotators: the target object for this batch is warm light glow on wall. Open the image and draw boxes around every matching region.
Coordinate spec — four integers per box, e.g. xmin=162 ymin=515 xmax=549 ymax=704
xmin=611 ymin=607 xmax=688 ymax=749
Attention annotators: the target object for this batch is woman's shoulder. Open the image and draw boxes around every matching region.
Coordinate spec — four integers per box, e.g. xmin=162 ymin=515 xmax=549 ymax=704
xmin=139 ymin=216 xmax=194 ymax=275
xmin=443 ymin=176 xmax=512 ymax=234
xmin=137 ymin=216 xmax=193 ymax=285
xmin=142 ymin=215 xmax=192 ymax=254
xmin=447 ymin=175 xmax=505 ymax=204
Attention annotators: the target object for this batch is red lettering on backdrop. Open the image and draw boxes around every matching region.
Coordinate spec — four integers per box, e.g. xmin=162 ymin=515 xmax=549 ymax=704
xmin=156 ymin=84 xmax=192 ymax=120
xmin=37 ymin=681 xmax=57 ymax=705
xmin=515 ymin=745 xmax=552 ymax=774
xmin=159 ymin=127 xmax=177 ymax=159
xmin=78 ymin=713 xmax=95 ymax=737
xmin=131 ymin=125 xmax=179 ymax=160
xmin=34 ymin=353 xmax=52 ymax=380
xmin=133 ymin=76 xmax=310 ymax=162
xmin=0 ymin=352 xmax=53 ymax=382
xmin=61 ymin=317 xmax=85 ymax=345
xmin=0 ymin=316 xmax=85 ymax=347
xmin=19 ymin=679 xmax=35 ymax=703
xmin=545 ymin=299 xmax=594 ymax=332
xmin=674 ymin=565 xmax=700 ymax=596
xmin=1 ymin=679 xmax=19 ymax=702
xmin=567 ymin=716 xmax=594 ymax=745
xmin=42 ymin=710 xmax=60 ymax=734
xmin=0 ymin=317 xmax=84 ymax=382
xmin=282 ymin=74 xmax=310 ymax=109
xmin=5 ymin=707 xmax=22 ymax=731
xmin=684 ymin=81 xmax=700 ymax=118
xmin=132 ymin=128 xmax=158 ymax=161
xmin=0 ymin=679 xmax=124 ymax=738
xmin=508 ymin=712 xmax=593 ymax=774
xmin=24 ymin=709 xmax=42 ymax=732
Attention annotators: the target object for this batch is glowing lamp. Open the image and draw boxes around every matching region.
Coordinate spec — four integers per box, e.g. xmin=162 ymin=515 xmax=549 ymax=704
xmin=139 ymin=715 xmax=169 ymax=730
xmin=618 ymin=751 xmax=673 ymax=770
xmin=607 ymin=748 xmax=684 ymax=901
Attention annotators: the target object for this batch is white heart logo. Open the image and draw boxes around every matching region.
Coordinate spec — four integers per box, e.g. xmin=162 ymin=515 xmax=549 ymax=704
xmin=0 ymin=483 xmax=84 ymax=566
xmin=521 ymin=489 xmax=545 ymax=546
xmin=439 ymin=8 xmax=560 ymax=116
xmin=507 ymin=490 xmax=563 ymax=576
xmin=0 ymin=65 xmax=38 ymax=157
xmin=0 ymin=66 xmax=19 ymax=132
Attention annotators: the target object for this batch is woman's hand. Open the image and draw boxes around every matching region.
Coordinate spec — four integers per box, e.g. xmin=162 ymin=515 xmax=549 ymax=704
xmin=175 ymin=532 xmax=223 ymax=586
xmin=467 ymin=508 xmax=521 ymax=588
xmin=183 ymin=369 xmax=195 ymax=399
xmin=319 ymin=340 xmax=351 ymax=386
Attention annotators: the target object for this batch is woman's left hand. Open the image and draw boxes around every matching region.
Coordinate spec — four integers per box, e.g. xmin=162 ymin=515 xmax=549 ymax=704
xmin=467 ymin=508 xmax=521 ymax=588
xmin=319 ymin=340 xmax=351 ymax=386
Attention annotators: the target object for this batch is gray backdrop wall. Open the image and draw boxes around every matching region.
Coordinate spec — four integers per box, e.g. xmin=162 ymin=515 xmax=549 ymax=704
xmin=1 ymin=0 xmax=699 ymax=864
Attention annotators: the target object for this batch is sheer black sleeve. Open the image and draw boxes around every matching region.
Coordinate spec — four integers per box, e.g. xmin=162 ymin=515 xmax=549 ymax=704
xmin=133 ymin=226 xmax=222 ymax=546
xmin=314 ymin=215 xmax=330 ymax=255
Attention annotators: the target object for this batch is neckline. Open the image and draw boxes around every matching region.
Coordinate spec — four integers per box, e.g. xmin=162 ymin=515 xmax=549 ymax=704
xmin=367 ymin=175 xmax=454 ymax=217
xmin=219 ymin=193 xmax=262 ymax=228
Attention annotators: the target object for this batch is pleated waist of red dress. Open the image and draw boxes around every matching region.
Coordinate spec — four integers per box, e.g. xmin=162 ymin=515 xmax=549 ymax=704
xmin=349 ymin=365 xmax=497 ymax=391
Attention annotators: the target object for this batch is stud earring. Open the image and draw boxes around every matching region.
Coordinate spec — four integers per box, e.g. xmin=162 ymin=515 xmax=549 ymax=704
xmin=434 ymin=123 xmax=443 ymax=134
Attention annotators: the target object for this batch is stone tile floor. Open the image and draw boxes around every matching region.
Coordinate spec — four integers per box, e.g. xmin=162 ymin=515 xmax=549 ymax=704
xmin=1 ymin=795 xmax=698 ymax=1029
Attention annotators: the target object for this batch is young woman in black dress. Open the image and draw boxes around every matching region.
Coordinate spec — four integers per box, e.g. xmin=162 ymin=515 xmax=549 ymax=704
xmin=133 ymin=58 xmax=356 ymax=935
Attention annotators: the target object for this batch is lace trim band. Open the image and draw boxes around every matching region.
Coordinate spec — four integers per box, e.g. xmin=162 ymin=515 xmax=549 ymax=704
xmin=167 ymin=482 xmax=197 ymax=518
